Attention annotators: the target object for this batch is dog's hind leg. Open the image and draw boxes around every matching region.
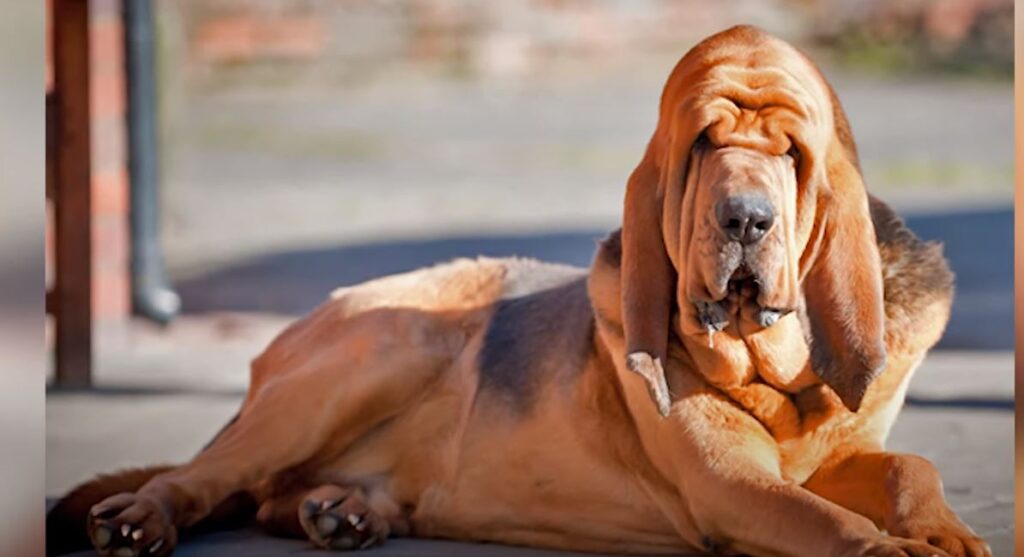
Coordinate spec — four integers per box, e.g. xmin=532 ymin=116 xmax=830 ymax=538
xmin=84 ymin=308 xmax=463 ymax=556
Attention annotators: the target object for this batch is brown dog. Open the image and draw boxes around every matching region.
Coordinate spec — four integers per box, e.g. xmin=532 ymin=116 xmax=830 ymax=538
xmin=49 ymin=25 xmax=989 ymax=557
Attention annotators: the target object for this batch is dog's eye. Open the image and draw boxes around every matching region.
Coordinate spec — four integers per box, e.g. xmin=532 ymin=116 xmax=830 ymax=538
xmin=693 ymin=131 xmax=711 ymax=149
xmin=786 ymin=144 xmax=801 ymax=164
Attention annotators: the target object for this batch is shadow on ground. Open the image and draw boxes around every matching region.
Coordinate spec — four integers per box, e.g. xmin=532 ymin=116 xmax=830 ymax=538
xmin=176 ymin=207 xmax=1011 ymax=350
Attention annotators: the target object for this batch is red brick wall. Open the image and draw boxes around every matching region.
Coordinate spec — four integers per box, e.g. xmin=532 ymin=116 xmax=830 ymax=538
xmin=90 ymin=0 xmax=130 ymax=319
xmin=46 ymin=0 xmax=131 ymax=320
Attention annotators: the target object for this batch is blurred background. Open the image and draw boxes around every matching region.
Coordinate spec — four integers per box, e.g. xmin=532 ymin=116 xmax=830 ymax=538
xmin=1 ymin=2 xmax=44 ymax=555
xmin=44 ymin=1 xmax=1013 ymax=555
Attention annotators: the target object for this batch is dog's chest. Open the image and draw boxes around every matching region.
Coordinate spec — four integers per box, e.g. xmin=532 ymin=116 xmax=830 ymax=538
xmin=671 ymin=313 xmax=841 ymax=460
xmin=678 ymin=313 xmax=818 ymax=394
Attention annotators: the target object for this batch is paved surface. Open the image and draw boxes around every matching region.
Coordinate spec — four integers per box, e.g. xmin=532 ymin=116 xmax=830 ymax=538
xmin=55 ymin=529 xmax=609 ymax=557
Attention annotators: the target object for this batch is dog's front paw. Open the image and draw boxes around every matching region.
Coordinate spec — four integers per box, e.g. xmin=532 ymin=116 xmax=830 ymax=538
xmin=890 ymin=512 xmax=992 ymax=557
xmin=299 ymin=485 xmax=389 ymax=551
xmin=88 ymin=493 xmax=176 ymax=556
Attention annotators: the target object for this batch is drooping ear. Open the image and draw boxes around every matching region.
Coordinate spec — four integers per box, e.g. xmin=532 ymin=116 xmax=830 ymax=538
xmin=621 ymin=147 xmax=675 ymax=416
xmin=803 ymin=144 xmax=886 ymax=412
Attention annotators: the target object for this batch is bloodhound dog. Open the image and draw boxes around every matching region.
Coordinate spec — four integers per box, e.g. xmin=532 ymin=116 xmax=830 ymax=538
xmin=49 ymin=25 xmax=989 ymax=557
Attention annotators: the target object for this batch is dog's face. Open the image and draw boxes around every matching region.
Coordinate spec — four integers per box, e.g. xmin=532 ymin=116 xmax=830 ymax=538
xmin=679 ymin=141 xmax=803 ymax=336
xmin=620 ymin=26 xmax=887 ymax=412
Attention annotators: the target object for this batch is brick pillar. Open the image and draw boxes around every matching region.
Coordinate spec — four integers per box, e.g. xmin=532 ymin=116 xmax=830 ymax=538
xmin=89 ymin=0 xmax=131 ymax=319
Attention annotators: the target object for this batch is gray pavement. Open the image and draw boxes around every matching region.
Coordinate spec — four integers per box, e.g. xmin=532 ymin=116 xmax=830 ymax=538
xmin=55 ymin=529 xmax=611 ymax=557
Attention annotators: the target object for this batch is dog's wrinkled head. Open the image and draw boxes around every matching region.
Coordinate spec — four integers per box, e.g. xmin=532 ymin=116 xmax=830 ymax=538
xmin=620 ymin=25 xmax=886 ymax=411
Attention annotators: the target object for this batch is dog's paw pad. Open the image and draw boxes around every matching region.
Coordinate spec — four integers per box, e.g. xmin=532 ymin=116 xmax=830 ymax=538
xmin=299 ymin=486 xmax=387 ymax=551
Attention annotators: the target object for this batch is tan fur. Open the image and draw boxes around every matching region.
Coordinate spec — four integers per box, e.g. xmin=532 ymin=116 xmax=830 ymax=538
xmin=52 ymin=26 xmax=987 ymax=557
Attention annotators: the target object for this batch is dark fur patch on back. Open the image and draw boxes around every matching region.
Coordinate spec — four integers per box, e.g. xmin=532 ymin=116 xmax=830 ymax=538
xmin=478 ymin=273 xmax=595 ymax=412
xmin=869 ymin=196 xmax=955 ymax=318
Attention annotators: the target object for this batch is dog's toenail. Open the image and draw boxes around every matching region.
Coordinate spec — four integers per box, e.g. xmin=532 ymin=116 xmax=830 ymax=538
xmin=346 ymin=513 xmax=360 ymax=526
xmin=149 ymin=539 xmax=164 ymax=553
xmin=132 ymin=528 xmax=144 ymax=541
xmin=319 ymin=499 xmax=335 ymax=511
xmin=317 ymin=514 xmax=339 ymax=535
xmin=94 ymin=525 xmax=112 ymax=548
xmin=302 ymin=500 xmax=319 ymax=516
xmin=121 ymin=524 xmax=132 ymax=537
xmin=359 ymin=535 xmax=378 ymax=549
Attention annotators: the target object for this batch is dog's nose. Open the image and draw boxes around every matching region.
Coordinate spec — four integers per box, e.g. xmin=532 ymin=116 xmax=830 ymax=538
xmin=716 ymin=195 xmax=775 ymax=244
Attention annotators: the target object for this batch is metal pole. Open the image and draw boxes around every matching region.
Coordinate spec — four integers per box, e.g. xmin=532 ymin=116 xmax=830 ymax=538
xmin=123 ymin=0 xmax=180 ymax=323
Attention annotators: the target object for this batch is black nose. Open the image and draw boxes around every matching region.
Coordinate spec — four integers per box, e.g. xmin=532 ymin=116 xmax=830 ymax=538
xmin=715 ymin=195 xmax=776 ymax=244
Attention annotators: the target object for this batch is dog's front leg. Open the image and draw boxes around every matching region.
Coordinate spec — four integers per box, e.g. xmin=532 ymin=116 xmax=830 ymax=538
xmin=804 ymin=451 xmax=991 ymax=557
xmin=623 ymin=372 xmax=951 ymax=557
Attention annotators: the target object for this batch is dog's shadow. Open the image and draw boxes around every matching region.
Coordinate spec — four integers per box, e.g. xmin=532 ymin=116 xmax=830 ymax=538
xmin=175 ymin=208 xmax=1012 ymax=351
